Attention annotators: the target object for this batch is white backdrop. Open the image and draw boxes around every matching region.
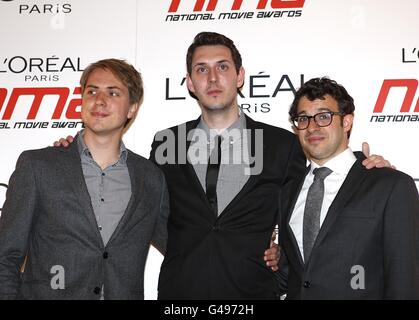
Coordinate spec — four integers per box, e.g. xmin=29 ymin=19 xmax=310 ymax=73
xmin=0 ymin=0 xmax=418 ymax=299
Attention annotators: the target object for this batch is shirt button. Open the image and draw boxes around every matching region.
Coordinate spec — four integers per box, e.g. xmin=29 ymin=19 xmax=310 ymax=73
xmin=103 ymin=252 xmax=109 ymax=259
xmin=101 ymin=173 xmax=105 ymax=176
xmin=101 ymin=198 xmax=104 ymax=202
xmin=93 ymin=287 xmax=101 ymax=295
xmin=98 ymin=226 xmax=102 ymax=231
xmin=303 ymin=281 xmax=311 ymax=288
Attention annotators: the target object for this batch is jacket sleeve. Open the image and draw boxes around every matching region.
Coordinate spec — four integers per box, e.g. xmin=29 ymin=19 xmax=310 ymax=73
xmin=276 ymin=244 xmax=289 ymax=295
xmin=0 ymin=151 xmax=37 ymax=299
xmin=149 ymin=130 xmax=171 ymax=166
xmin=383 ymin=173 xmax=419 ymax=299
xmin=150 ymin=172 xmax=169 ymax=255
xmin=149 ymin=133 xmax=159 ymax=165
xmin=283 ymin=135 xmax=306 ymax=185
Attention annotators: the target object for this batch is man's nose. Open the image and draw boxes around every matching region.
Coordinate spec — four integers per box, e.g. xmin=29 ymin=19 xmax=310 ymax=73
xmin=94 ymin=91 xmax=106 ymax=106
xmin=208 ymin=67 xmax=218 ymax=83
xmin=306 ymin=117 xmax=320 ymax=132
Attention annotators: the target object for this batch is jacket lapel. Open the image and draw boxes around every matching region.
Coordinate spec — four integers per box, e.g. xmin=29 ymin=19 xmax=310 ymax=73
xmin=284 ymin=168 xmax=309 ymax=268
xmin=180 ymin=117 xmax=211 ymax=208
xmin=107 ymin=150 xmax=144 ymax=245
xmin=218 ymin=115 xmax=262 ymax=217
xmin=58 ymin=137 xmax=104 ymax=248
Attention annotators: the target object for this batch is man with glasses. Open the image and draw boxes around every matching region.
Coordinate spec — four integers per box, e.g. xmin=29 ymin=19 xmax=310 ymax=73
xmin=53 ymin=35 xmax=394 ymax=299
xmin=278 ymin=77 xmax=419 ymax=299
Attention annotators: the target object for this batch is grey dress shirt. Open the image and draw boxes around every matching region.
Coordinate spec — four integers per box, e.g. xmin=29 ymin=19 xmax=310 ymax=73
xmin=77 ymin=131 xmax=131 ymax=247
xmin=187 ymin=112 xmax=250 ymax=215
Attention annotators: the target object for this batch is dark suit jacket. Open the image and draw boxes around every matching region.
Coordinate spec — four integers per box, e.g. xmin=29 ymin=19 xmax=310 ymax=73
xmin=0 ymin=136 xmax=169 ymax=299
xmin=150 ymin=115 xmax=306 ymax=299
xmin=279 ymin=157 xmax=419 ymax=299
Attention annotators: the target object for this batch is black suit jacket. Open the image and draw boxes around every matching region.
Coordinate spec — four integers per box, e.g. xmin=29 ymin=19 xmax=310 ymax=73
xmin=279 ymin=157 xmax=419 ymax=299
xmin=150 ymin=115 xmax=306 ymax=299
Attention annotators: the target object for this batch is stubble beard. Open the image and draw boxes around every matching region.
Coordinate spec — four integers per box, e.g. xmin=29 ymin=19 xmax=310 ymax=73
xmin=201 ymin=96 xmax=237 ymax=114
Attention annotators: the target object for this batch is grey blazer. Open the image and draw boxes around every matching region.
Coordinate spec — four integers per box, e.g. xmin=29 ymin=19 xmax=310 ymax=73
xmin=0 ymin=136 xmax=169 ymax=299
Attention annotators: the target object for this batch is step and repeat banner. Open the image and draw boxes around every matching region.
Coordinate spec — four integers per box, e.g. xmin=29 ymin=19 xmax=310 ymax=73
xmin=0 ymin=0 xmax=418 ymax=299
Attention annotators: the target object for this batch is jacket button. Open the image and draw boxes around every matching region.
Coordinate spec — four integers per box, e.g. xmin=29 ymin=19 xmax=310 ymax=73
xmin=212 ymin=226 xmax=220 ymax=231
xmin=93 ymin=287 xmax=101 ymax=294
xmin=103 ymin=252 xmax=108 ymax=259
xmin=303 ymin=281 xmax=311 ymax=288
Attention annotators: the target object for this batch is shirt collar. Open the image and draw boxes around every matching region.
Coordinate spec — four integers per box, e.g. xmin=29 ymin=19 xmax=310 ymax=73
xmin=197 ymin=109 xmax=245 ymax=136
xmin=309 ymin=147 xmax=357 ymax=176
xmin=76 ymin=129 xmax=128 ymax=165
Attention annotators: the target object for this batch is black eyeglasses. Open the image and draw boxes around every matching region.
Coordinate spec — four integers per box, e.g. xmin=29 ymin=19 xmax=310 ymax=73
xmin=292 ymin=111 xmax=344 ymax=130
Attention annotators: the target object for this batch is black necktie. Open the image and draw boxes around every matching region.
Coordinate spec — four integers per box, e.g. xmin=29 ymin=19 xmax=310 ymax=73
xmin=206 ymin=135 xmax=222 ymax=215
xmin=303 ymin=167 xmax=333 ymax=263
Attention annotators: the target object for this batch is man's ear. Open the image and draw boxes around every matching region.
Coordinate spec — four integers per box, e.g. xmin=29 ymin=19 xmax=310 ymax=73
xmin=343 ymin=114 xmax=354 ymax=133
xmin=128 ymin=102 xmax=139 ymax=119
xmin=186 ymin=73 xmax=195 ymax=93
xmin=237 ymin=66 xmax=245 ymax=89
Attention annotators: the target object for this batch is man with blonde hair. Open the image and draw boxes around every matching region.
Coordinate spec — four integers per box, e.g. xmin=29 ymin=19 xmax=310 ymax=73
xmin=0 ymin=59 xmax=169 ymax=300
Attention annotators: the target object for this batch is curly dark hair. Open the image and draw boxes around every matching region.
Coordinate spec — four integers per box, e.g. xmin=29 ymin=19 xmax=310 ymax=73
xmin=289 ymin=77 xmax=355 ymax=120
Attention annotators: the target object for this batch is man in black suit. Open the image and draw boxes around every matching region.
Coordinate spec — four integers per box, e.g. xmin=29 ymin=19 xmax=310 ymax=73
xmin=53 ymin=35 xmax=392 ymax=300
xmin=150 ymin=32 xmax=303 ymax=299
xmin=53 ymin=41 xmax=282 ymax=298
xmin=279 ymin=77 xmax=419 ymax=299
xmin=150 ymin=33 xmax=391 ymax=299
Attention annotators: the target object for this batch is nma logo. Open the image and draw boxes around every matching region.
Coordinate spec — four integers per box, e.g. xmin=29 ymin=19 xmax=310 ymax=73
xmin=374 ymin=79 xmax=419 ymax=113
xmin=166 ymin=0 xmax=305 ymax=21
xmin=0 ymin=87 xmax=83 ymax=130
xmin=0 ymin=87 xmax=81 ymax=120
xmin=371 ymin=79 xmax=419 ymax=123
xmin=168 ymin=0 xmax=305 ymax=12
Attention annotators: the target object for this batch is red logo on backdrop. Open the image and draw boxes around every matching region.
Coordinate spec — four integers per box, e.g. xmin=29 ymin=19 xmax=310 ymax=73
xmin=168 ymin=0 xmax=305 ymax=12
xmin=0 ymin=87 xmax=83 ymax=129
xmin=166 ymin=0 xmax=305 ymax=21
xmin=373 ymin=79 xmax=419 ymax=113
xmin=371 ymin=79 xmax=419 ymax=123
xmin=0 ymin=87 xmax=81 ymax=120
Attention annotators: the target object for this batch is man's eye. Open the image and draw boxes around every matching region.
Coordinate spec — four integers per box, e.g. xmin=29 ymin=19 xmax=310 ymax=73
xmin=87 ymin=90 xmax=96 ymax=95
xmin=218 ymin=64 xmax=228 ymax=71
xmin=196 ymin=67 xmax=207 ymax=73
xmin=318 ymin=113 xmax=329 ymax=120
xmin=298 ymin=117 xmax=308 ymax=123
xmin=109 ymin=91 xmax=119 ymax=97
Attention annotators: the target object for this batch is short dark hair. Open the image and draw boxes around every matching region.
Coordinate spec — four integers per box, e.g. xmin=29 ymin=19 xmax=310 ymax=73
xmin=80 ymin=58 xmax=143 ymax=105
xmin=289 ymin=77 xmax=355 ymax=119
xmin=186 ymin=31 xmax=242 ymax=75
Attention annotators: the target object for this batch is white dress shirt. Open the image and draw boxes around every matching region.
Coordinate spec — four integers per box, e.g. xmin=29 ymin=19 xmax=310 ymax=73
xmin=289 ymin=148 xmax=357 ymax=262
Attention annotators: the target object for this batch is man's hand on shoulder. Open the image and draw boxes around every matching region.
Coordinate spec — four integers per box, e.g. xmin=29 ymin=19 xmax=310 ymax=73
xmin=361 ymin=142 xmax=396 ymax=169
xmin=53 ymin=135 xmax=74 ymax=148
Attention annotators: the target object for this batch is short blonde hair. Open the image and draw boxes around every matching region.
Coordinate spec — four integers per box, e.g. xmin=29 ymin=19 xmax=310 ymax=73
xmin=80 ymin=58 xmax=143 ymax=105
